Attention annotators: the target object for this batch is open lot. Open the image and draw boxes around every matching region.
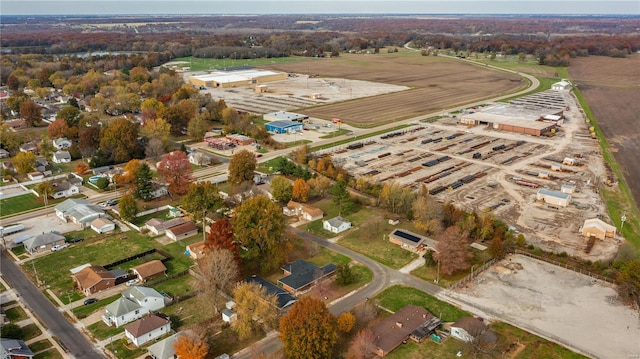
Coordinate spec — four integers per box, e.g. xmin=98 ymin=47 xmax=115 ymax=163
xmin=447 ymin=254 xmax=640 ymax=359
xmin=261 ymin=53 xmax=524 ymax=126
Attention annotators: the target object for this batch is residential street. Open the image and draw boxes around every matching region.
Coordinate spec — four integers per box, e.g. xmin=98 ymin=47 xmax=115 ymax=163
xmin=0 ymin=251 xmax=104 ymax=359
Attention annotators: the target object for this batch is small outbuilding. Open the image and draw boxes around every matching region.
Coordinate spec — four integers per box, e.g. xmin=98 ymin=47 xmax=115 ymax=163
xmin=552 ymin=80 xmax=572 ymax=91
xmin=131 ymin=260 xmax=167 ymax=283
xmin=450 ymin=317 xmax=486 ymax=343
xmin=165 ymin=221 xmax=199 ymax=241
xmin=536 ymin=188 xmax=571 ymax=207
xmin=91 ymin=217 xmax=116 ymax=234
xmin=581 ymin=218 xmax=617 ymax=240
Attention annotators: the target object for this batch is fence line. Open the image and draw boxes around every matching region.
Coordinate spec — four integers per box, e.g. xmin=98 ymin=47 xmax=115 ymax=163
xmin=514 ymin=249 xmax=616 ymax=284
xmin=448 ymin=257 xmax=499 ymax=290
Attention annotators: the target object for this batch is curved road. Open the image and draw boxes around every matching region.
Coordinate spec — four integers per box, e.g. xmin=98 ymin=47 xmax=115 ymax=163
xmin=0 ymin=251 xmax=104 ymax=359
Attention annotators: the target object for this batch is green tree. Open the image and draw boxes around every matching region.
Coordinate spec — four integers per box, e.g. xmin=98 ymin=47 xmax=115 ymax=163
xmin=0 ymin=124 xmax=20 ymax=154
xmin=56 ymin=106 xmax=82 ymax=127
xmin=335 ymin=263 xmax=356 ymax=286
xmin=0 ymin=323 xmax=23 ymax=339
xmin=228 ymin=149 xmax=257 ymax=185
xmin=95 ymin=177 xmax=110 ymax=190
xmin=279 ymin=297 xmax=337 ymax=359
xmin=270 ymin=175 xmax=293 ymax=204
xmin=232 ymin=196 xmax=290 ymax=273
xmin=38 ymin=135 xmax=55 ymax=160
xmin=136 ymin=162 xmax=153 ymax=201
xmin=232 ymin=281 xmax=279 ymax=340
xmin=119 ymin=193 xmax=138 ymax=222
xmin=618 ymin=259 xmax=640 ymax=307
xmin=330 ymin=180 xmax=353 ymax=215
xmin=6 ymin=91 xmax=29 ymax=112
xmin=35 ymin=181 xmax=54 ymax=207
xmin=13 ymin=151 xmax=37 ymax=174
xmin=182 ymin=182 xmax=223 ymax=220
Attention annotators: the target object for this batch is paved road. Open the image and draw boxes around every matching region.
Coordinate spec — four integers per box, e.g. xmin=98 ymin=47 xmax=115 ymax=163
xmin=0 ymin=251 xmax=104 ymax=359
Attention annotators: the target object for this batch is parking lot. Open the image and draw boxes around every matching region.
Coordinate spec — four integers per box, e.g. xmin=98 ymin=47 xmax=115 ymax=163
xmin=2 ymin=214 xmax=79 ymax=248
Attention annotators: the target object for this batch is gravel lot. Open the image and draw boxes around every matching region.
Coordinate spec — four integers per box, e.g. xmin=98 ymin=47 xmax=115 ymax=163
xmin=447 ymin=254 xmax=640 ymax=359
xmin=3 ymin=214 xmax=79 ymax=248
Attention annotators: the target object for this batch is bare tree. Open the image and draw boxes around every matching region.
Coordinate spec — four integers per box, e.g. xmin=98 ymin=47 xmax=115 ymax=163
xmin=198 ymin=248 xmax=239 ymax=314
xmin=347 ymin=329 xmax=376 ymax=359
xmin=434 ymin=226 xmax=473 ymax=275
xmin=353 ymin=300 xmax=377 ymax=327
xmin=145 ymin=137 xmax=165 ymax=162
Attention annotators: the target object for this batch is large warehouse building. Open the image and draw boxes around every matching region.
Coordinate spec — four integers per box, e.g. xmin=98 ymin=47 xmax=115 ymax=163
xmin=263 ymin=111 xmax=309 ymax=123
xmin=189 ymin=69 xmax=287 ymax=88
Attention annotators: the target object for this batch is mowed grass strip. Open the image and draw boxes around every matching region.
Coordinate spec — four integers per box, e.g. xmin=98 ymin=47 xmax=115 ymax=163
xmin=0 ymin=193 xmax=86 ymax=218
xmin=375 ymin=285 xmax=469 ymax=322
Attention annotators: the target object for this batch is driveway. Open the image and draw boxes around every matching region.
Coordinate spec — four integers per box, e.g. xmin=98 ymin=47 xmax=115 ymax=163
xmin=0 ymin=251 xmax=104 ymax=359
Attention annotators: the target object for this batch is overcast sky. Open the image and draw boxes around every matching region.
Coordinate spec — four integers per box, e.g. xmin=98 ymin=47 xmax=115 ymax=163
xmin=1 ymin=0 xmax=638 ymax=16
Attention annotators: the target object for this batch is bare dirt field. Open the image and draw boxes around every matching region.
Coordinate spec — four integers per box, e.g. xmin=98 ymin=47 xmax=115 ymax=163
xmin=446 ymin=254 xmax=640 ymax=359
xmin=568 ymin=55 xmax=640 ymax=207
xmin=262 ymin=54 xmax=525 ymax=126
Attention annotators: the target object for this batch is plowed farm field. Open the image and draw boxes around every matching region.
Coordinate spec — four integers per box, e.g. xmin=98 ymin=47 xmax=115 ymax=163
xmin=568 ymin=55 xmax=640 ymax=207
xmin=262 ymin=54 xmax=524 ymax=126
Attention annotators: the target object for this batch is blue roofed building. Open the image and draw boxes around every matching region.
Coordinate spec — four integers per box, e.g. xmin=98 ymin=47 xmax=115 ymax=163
xmin=265 ymin=120 xmax=303 ymax=134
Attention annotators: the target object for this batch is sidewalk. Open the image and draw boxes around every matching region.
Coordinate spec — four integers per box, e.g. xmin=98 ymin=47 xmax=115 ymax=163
xmin=399 ymin=256 xmax=425 ymax=274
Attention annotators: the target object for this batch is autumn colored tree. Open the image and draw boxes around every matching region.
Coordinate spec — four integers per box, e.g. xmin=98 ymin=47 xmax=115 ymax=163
xmin=232 ymin=281 xmax=279 ymax=340
xmin=75 ymin=162 xmax=89 ymax=175
xmin=119 ymin=193 xmax=138 ymax=222
xmin=291 ymin=145 xmax=310 ymax=164
xmin=173 ymin=334 xmax=209 ymax=359
xmin=206 ymin=217 xmax=238 ymax=258
xmin=379 ymin=181 xmax=416 ymax=215
xmin=47 ymin=118 xmax=69 ymax=139
xmin=157 ymin=151 xmax=193 ymax=195
xmin=308 ymin=176 xmax=332 ymax=197
xmin=228 ymin=149 xmax=257 ymax=185
xmin=114 ymin=160 xmax=142 ymax=193
xmin=7 ymin=92 xmax=30 ymax=113
xmin=279 ymin=297 xmax=337 ymax=359
xmin=292 ymin=178 xmax=311 ymax=202
xmin=618 ymin=259 xmax=640 ymax=307
xmin=182 ymin=182 xmax=223 ymax=221
xmin=187 ymin=114 xmax=210 ymax=141
xmin=160 ymin=99 xmax=197 ymax=135
xmin=38 ymin=136 xmax=55 ymax=160
xmin=13 ymin=151 xmax=37 ymax=174
xmin=56 ymin=106 xmax=82 ymax=127
xmin=35 ymin=182 xmax=54 ymax=207
xmin=346 ymin=329 xmax=376 ymax=359
xmin=99 ymin=117 xmax=143 ymax=163
xmin=199 ymin=248 xmax=239 ymax=314
xmin=337 ymin=312 xmax=356 ymax=333
xmin=79 ymin=125 xmax=101 ymax=158
xmin=270 ymin=175 xmax=293 ymax=204
xmin=232 ymin=196 xmax=290 ymax=273
xmin=20 ymin=100 xmax=42 ymax=127
xmin=434 ymin=226 xmax=473 ymax=275
xmin=140 ymin=118 xmax=171 ymax=142
xmin=413 ymin=185 xmax=444 ymax=235
xmin=0 ymin=124 xmax=20 ymax=154
xmin=145 ymin=137 xmax=166 ymax=162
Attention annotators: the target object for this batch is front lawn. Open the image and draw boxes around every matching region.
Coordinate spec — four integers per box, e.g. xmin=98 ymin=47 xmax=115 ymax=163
xmin=28 ymin=339 xmax=53 ymax=353
xmin=87 ymin=321 xmax=124 ymax=341
xmin=0 ymin=193 xmax=86 ymax=218
xmin=72 ymin=294 xmax=121 ymax=319
xmin=34 ymin=349 xmax=64 ymax=359
xmin=375 ymin=285 xmax=470 ymax=322
xmin=21 ymin=323 xmax=42 ymax=341
xmin=4 ymin=306 xmax=28 ymax=322
xmin=162 ymin=296 xmax=204 ymax=329
xmin=107 ymin=337 xmax=147 ymax=359
xmin=152 ymin=275 xmax=195 ymax=299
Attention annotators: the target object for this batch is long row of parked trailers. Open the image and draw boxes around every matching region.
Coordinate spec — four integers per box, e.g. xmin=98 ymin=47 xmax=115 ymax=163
xmin=428 ymin=171 xmax=488 ymax=195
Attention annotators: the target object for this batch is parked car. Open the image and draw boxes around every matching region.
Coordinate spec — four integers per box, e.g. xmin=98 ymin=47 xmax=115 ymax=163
xmin=106 ymin=199 xmax=118 ymax=206
xmin=126 ymin=279 xmax=139 ymax=286
xmin=67 ymin=237 xmax=84 ymax=243
xmin=51 ymin=243 xmax=68 ymax=252
xmin=84 ymin=298 xmax=98 ymax=305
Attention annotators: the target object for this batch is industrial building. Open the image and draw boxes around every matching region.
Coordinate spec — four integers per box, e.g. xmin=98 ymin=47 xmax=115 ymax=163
xmin=536 ymin=188 xmax=571 ymax=207
xmin=188 ymin=69 xmax=287 ymax=88
xmin=263 ymin=111 xmax=309 ymax=123
xmin=265 ymin=120 xmax=304 ymax=134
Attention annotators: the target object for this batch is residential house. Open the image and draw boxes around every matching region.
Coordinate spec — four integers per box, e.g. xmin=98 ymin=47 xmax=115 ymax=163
xmin=52 ymin=137 xmax=72 ymax=150
xmin=73 ymin=266 xmax=116 ymax=295
xmin=0 ymin=338 xmax=35 ymax=359
xmin=55 ymin=198 xmax=105 ymax=227
xmin=103 ymin=286 xmax=166 ymax=327
xmin=23 ymin=232 xmax=65 ymax=254
xmin=186 ymin=241 xmax=207 ymax=260
xmin=124 ymin=313 xmax=171 ymax=347
xmin=0 ymin=148 xmax=10 ymax=158
xmin=4 ymin=119 xmax=27 ymax=130
xmin=19 ymin=142 xmax=38 ymax=154
xmin=278 ymin=260 xmax=336 ymax=295
xmin=371 ymin=305 xmax=440 ymax=357
xmin=131 ymin=260 xmax=167 ymax=283
xmin=144 ymin=218 xmax=185 ymax=236
xmin=165 ymin=222 xmax=199 ymax=241
xmin=51 ymin=181 xmax=80 ymax=199
xmin=450 ymin=317 xmax=486 ymax=343
xmin=91 ymin=217 xmax=116 ymax=234
xmin=150 ymin=182 xmax=169 ymax=199
xmin=27 ymin=172 xmax=44 ymax=181
xmin=283 ymin=200 xmax=302 ymax=217
xmin=1 ymin=161 xmax=13 ymax=172
xmin=388 ymin=229 xmax=438 ymax=253
xmin=147 ymin=330 xmax=195 ymax=359
xmin=188 ymin=151 xmax=212 ymax=166
xmin=581 ymin=218 xmax=617 ymax=240
xmin=245 ymin=275 xmax=297 ymax=311
xmin=322 ymin=216 xmax=351 ymax=234
xmin=35 ymin=157 xmax=52 ymax=174
xmin=300 ymin=204 xmax=323 ymax=221
xmin=52 ymin=151 xmax=71 ymax=164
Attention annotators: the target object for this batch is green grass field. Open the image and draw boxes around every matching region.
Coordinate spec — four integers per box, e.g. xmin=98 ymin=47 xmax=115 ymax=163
xmin=72 ymin=294 xmax=120 ymax=319
xmin=172 ymin=55 xmax=308 ymax=71
xmin=375 ymin=285 xmax=470 ymax=322
xmin=0 ymin=193 xmax=86 ymax=218
xmin=4 ymin=306 xmax=28 ymax=322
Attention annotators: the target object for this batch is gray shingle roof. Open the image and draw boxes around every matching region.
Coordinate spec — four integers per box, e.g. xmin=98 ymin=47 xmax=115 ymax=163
xmin=23 ymin=232 xmax=64 ymax=252
xmin=278 ymin=260 xmax=336 ymax=291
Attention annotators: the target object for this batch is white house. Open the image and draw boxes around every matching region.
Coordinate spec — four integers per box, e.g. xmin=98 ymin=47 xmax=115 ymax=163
xmin=27 ymin=172 xmax=44 ymax=181
xmin=165 ymin=222 xmax=199 ymax=241
xmin=145 ymin=218 xmax=185 ymax=236
xmin=51 ymin=181 xmax=79 ymax=199
xmin=52 ymin=137 xmax=72 ymax=150
xmin=91 ymin=217 xmax=116 ymax=234
xmin=0 ymin=148 xmax=10 ymax=158
xmin=103 ymin=286 xmax=166 ymax=327
xmin=451 ymin=317 xmax=486 ymax=342
xmin=124 ymin=313 xmax=171 ymax=347
xmin=52 ymin=151 xmax=72 ymax=164
xmin=322 ymin=216 xmax=352 ymax=234
xmin=150 ymin=181 xmax=169 ymax=199
xmin=188 ymin=151 xmax=212 ymax=166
